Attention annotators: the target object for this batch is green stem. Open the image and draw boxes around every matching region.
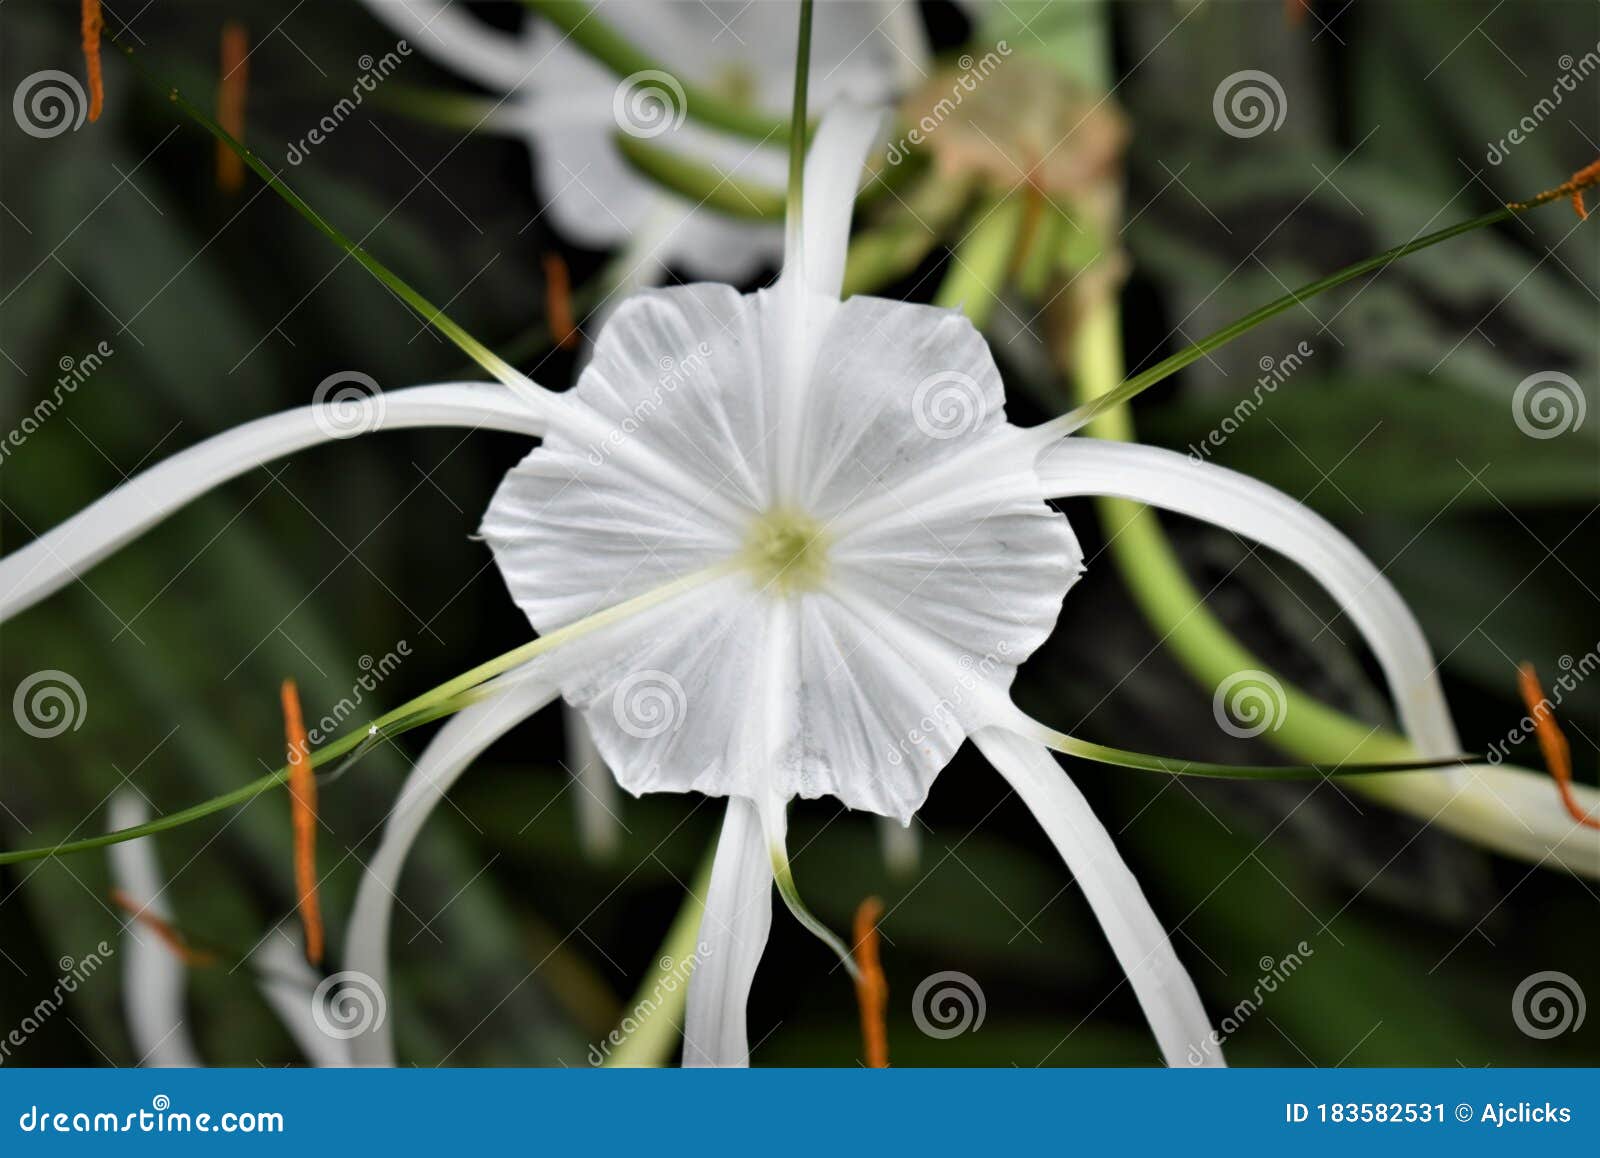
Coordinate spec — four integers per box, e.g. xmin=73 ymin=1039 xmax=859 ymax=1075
xmin=1050 ymin=208 xmax=1515 ymax=434
xmin=523 ymin=0 xmax=793 ymax=143
xmin=933 ymin=194 xmax=1029 ymax=323
xmin=786 ymin=0 xmax=814 ymax=258
xmin=615 ymin=133 xmax=785 ymax=220
xmin=1067 ymin=302 xmax=1416 ymax=766
xmin=602 ymin=843 xmax=717 ymax=1067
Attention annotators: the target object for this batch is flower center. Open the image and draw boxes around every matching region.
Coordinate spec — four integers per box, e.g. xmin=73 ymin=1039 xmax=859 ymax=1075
xmin=741 ymin=508 xmax=830 ymax=594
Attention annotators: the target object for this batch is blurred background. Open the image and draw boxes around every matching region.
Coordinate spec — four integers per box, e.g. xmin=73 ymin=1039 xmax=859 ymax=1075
xmin=1 ymin=0 xmax=1596 ymax=1067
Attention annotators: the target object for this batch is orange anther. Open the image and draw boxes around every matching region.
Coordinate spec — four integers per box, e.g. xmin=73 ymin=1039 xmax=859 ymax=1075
xmin=281 ymin=679 xmax=325 ymax=964
xmin=110 ymin=889 xmax=216 ymax=967
xmin=81 ymin=0 xmax=104 ymax=123
xmin=1508 ymin=157 xmax=1600 ymax=221
xmin=852 ymin=896 xmax=889 ymax=1068
xmin=543 ymin=253 xmax=579 ymax=350
xmin=1517 ymin=663 xmax=1599 ymax=829
xmin=216 ymin=23 xmax=249 ymax=193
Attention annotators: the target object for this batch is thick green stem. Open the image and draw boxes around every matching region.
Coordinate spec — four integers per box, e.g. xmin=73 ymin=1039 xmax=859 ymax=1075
xmin=1068 ymin=303 xmax=1415 ymax=767
xmin=523 ymin=0 xmax=793 ymax=143
xmin=933 ymin=194 xmax=1028 ymax=323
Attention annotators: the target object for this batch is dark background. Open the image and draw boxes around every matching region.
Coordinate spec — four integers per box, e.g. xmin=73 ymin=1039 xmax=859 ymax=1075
xmin=1 ymin=0 xmax=1596 ymax=1066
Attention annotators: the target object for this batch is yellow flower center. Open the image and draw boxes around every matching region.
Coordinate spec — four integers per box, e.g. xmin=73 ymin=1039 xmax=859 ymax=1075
xmin=742 ymin=508 xmax=830 ymax=593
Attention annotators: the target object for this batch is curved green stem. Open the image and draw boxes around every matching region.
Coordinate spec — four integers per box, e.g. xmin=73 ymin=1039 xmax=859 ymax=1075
xmin=934 ymin=194 xmax=1028 ymax=322
xmin=1065 ymin=302 xmax=1417 ymax=767
xmin=523 ymin=0 xmax=794 ymax=143
xmin=615 ymin=133 xmax=785 ymax=220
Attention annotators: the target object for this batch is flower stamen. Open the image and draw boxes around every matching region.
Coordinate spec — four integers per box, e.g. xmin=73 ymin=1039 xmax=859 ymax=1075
xmin=216 ymin=22 xmax=249 ymax=194
xmin=1517 ymin=663 xmax=1599 ymax=829
xmin=852 ymin=896 xmax=888 ymax=1068
xmin=281 ymin=678 xmax=325 ymax=964
xmin=110 ymin=889 xmax=216 ymax=966
xmin=543 ymin=253 xmax=579 ymax=350
xmin=742 ymin=508 xmax=830 ymax=594
xmin=80 ymin=0 xmax=104 ymax=123
xmin=1507 ymin=157 xmax=1600 ymax=220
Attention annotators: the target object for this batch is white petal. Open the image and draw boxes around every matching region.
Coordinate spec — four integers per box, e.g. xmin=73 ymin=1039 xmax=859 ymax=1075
xmin=877 ymin=815 xmax=921 ymax=877
xmin=345 ymin=674 xmax=558 ymax=1065
xmin=1 ymin=384 xmax=544 ymax=622
xmin=682 ymin=797 xmax=773 ymax=1067
xmin=1037 ymin=438 xmax=1460 ymax=756
xmin=972 ymin=728 xmax=1222 ymax=1067
xmin=106 ymin=792 xmax=202 ymax=1068
xmin=566 ymin=707 xmax=622 ymax=859
xmin=252 ymin=933 xmax=352 ymax=1068
xmin=360 ymin=0 xmax=532 ymax=92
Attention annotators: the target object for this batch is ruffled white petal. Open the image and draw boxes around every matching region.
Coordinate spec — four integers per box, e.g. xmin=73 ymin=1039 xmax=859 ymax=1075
xmin=1038 ymin=438 xmax=1460 ymax=755
xmin=682 ymin=796 xmax=773 ymax=1067
xmin=345 ymin=673 xmax=559 ymax=1065
xmin=1 ymin=384 xmax=545 ymax=621
xmin=252 ymin=932 xmax=353 ymax=1068
xmin=972 ymin=728 xmax=1221 ymax=1067
xmin=359 ymin=0 xmax=533 ymax=92
xmin=106 ymin=792 xmax=202 ymax=1068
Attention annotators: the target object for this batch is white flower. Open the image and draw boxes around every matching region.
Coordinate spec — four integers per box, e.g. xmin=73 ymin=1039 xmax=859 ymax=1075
xmin=6 ymin=105 xmax=1596 ymax=1070
xmin=362 ymin=0 xmax=916 ymax=281
xmin=105 ymin=792 xmax=352 ymax=1067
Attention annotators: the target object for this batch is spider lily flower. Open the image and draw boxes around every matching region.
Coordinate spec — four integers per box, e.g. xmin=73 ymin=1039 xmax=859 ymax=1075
xmin=361 ymin=0 xmax=914 ymax=282
xmin=5 ymin=104 xmax=1595 ymax=1068
xmin=105 ymin=793 xmax=352 ymax=1067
